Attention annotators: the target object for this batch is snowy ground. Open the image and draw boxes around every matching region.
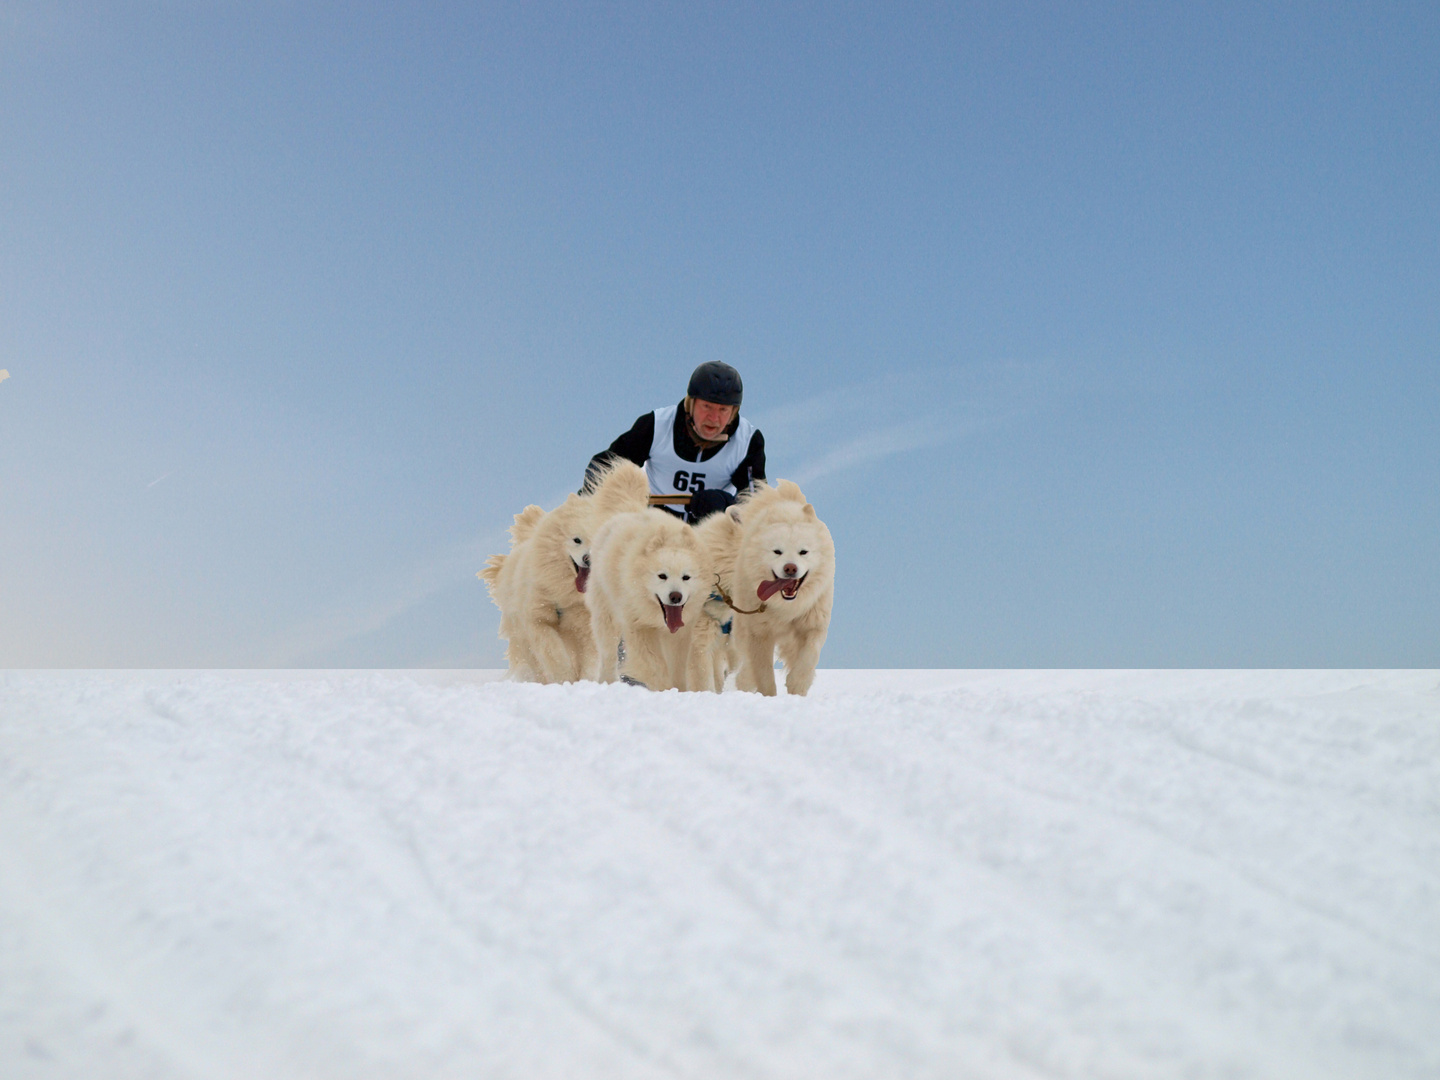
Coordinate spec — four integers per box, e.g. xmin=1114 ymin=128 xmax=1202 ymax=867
xmin=2 ymin=669 xmax=1438 ymax=1079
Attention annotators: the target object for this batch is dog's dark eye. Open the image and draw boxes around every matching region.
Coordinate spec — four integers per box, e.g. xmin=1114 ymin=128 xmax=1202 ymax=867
xmin=773 ymin=549 xmax=783 ymax=555
xmin=573 ymin=537 xmax=581 ymax=544
xmin=798 ymin=550 xmax=808 ymax=555
xmin=658 ymin=573 xmax=667 ymax=580
xmin=681 ymin=574 xmax=690 ymax=581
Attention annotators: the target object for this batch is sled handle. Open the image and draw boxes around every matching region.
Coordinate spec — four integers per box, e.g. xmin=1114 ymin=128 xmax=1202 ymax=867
xmin=648 ymin=494 xmax=692 ymax=506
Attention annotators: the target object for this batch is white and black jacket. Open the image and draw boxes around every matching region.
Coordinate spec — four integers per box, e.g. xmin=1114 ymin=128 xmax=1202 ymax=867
xmin=584 ymin=401 xmax=766 ymax=498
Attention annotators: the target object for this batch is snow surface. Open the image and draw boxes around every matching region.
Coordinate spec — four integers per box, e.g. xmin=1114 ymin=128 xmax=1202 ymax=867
xmin=3 ymin=669 xmax=1438 ymax=1079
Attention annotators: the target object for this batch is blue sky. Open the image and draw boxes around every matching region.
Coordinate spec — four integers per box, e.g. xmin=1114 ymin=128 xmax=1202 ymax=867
xmin=2 ymin=2 xmax=1436 ymax=667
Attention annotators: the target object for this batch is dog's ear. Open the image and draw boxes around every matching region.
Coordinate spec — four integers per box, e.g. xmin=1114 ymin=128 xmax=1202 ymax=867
xmin=727 ymin=506 xmax=744 ymax=525
xmin=802 ymin=503 xmax=817 ymax=520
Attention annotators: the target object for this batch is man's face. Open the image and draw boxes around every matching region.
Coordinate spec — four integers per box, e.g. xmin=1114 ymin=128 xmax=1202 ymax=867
xmin=691 ymin=398 xmax=736 ymax=440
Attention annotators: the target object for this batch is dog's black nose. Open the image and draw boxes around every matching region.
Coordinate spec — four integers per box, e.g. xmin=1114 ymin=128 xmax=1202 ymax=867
xmin=783 ymin=563 xmax=798 ymax=577
xmin=668 ymin=591 xmax=683 ymax=605
xmin=582 ymin=553 xmax=591 ymax=567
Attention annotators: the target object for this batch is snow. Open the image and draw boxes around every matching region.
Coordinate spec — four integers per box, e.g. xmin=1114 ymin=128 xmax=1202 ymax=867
xmin=3 ymin=669 xmax=1438 ymax=1079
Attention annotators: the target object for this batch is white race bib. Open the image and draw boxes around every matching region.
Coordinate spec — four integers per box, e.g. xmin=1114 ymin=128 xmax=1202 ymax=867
xmin=644 ymin=405 xmax=757 ymax=498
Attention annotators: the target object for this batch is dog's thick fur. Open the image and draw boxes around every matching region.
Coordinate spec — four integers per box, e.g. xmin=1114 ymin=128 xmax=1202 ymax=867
xmin=479 ymin=462 xmax=651 ymax=682
xmin=588 ymin=508 xmax=715 ymax=691
xmin=693 ymin=511 xmax=745 ymax=691
xmin=702 ymin=479 xmax=834 ymax=696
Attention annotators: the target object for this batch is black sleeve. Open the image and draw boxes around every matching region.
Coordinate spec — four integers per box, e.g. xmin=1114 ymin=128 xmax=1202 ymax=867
xmin=728 ymin=428 xmax=766 ymax=494
xmin=583 ymin=412 xmax=656 ymax=492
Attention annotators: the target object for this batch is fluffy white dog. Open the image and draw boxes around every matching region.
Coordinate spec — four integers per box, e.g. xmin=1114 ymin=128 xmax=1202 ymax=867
xmin=693 ymin=512 xmax=746 ymax=691
xmin=480 ymin=462 xmax=650 ymax=683
xmin=701 ymin=479 xmax=834 ymax=696
xmin=588 ymin=508 xmax=714 ymax=691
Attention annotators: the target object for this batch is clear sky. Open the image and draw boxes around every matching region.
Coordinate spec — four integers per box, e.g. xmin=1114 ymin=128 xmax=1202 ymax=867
xmin=2 ymin=2 xmax=1436 ymax=668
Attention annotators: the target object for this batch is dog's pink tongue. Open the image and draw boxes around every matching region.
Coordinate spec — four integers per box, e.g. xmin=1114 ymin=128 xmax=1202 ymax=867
xmin=574 ymin=566 xmax=590 ymax=593
xmin=757 ymin=577 xmax=786 ymax=601
xmin=663 ymin=603 xmax=685 ymax=633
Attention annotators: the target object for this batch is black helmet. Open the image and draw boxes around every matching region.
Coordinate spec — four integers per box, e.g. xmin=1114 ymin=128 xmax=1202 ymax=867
xmin=687 ymin=361 xmax=743 ymax=407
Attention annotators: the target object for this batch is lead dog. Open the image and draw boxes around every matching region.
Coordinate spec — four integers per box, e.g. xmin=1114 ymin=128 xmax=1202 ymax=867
xmin=702 ymin=480 xmax=834 ymax=696
xmin=479 ymin=462 xmax=650 ymax=682
xmin=588 ymin=507 xmax=714 ymax=691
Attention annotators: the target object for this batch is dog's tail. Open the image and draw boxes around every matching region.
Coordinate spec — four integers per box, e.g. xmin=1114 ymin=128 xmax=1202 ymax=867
xmin=589 ymin=459 xmax=651 ymax=520
xmin=509 ymin=504 xmax=546 ymax=545
xmin=477 ymin=553 xmax=504 ymax=584
xmin=477 ymin=553 xmax=505 ymax=595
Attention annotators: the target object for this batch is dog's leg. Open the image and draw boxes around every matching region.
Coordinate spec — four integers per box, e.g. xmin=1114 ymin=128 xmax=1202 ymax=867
xmin=573 ymin=623 xmax=598 ymax=683
xmin=778 ymin=627 xmax=826 ymax=697
xmin=667 ymin=631 xmax=690 ymax=692
xmin=506 ymin=642 xmax=538 ymax=682
xmin=737 ymin=625 xmax=778 ymax=696
xmin=718 ymin=631 xmax=738 ymax=691
xmin=590 ymin=600 xmax=621 ymax=683
xmin=500 ymin=614 xmax=543 ymax=682
xmin=779 ymin=596 xmax=831 ymax=696
xmin=559 ymin=604 xmax=597 ymax=683
xmin=733 ymin=621 xmax=758 ymax=692
xmin=625 ymin=629 xmax=672 ymax=690
xmin=684 ymin=619 xmax=716 ymax=693
xmin=698 ymin=598 xmax=729 ymax=693
xmin=705 ymin=620 xmax=730 ymax=693
xmin=524 ymin=599 xmax=575 ymax=683
xmin=530 ymin=629 xmax=573 ymax=683
xmin=667 ymin=632 xmax=686 ymax=693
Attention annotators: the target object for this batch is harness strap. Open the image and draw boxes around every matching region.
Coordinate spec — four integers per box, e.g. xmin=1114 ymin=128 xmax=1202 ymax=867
xmin=711 ymin=576 xmax=767 ymax=616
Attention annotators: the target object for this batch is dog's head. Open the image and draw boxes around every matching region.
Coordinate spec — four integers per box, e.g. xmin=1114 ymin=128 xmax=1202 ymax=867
xmin=735 ymin=494 xmax=832 ymax=604
xmin=543 ymin=493 xmax=598 ymax=593
xmin=642 ymin=529 xmax=705 ymax=632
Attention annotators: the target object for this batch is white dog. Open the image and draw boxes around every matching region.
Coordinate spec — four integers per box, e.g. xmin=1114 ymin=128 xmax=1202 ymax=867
xmin=693 ymin=510 xmax=746 ymax=691
xmin=703 ymin=480 xmax=834 ymax=696
xmin=479 ymin=503 xmax=549 ymax=679
xmin=588 ymin=508 xmax=714 ymax=691
xmin=479 ymin=462 xmax=650 ymax=683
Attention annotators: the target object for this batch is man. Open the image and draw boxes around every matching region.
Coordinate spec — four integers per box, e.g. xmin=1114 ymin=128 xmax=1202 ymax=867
xmin=584 ymin=362 xmax=766 ymax=523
